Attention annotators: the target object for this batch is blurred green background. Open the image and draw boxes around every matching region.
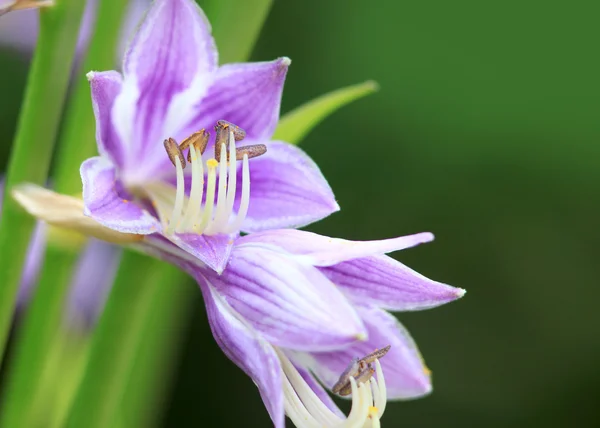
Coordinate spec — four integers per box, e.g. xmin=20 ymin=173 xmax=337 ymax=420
xmin=1 ymin=0 xmax=599 ymax=426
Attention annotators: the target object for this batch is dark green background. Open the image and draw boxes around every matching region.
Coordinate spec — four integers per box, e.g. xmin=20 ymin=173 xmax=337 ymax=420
xmin=2 ymin=0 xmax=599 ymax=426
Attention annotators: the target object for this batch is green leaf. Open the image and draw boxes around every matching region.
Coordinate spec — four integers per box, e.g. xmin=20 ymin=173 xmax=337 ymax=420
xmin=273 ymin=80 xmax=379 ymax=144
xmin=0 ymin=0 xmax=87 ymax=370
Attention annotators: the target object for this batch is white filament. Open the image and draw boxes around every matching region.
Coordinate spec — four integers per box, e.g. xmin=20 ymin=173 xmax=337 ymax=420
xmin=166 ymin=131 xmax=250 ymax=236
xmin=276 ymin=349 xmax=387 ymax=428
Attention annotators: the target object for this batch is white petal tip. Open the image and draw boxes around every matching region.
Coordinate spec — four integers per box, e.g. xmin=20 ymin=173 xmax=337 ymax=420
xmin=280 ymin=56 xmax=292 ymax=66
xmin=455 ymin=288 xmax=467 ymax=298
xmin=86 ymin=71 xmax=96 ymax=81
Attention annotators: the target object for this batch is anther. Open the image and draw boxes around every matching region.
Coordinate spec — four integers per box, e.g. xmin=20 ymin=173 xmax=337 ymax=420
xmin=179 ymin=129 xmax=209 ymax=162
xmin=338 ymin=366 xmax=375 ymax=397
xmin=331 ymin=358 xmax=360 ymax=394
xmin=358 ymin=345 xmax=391 ymax=367
xmin=234 ymin=144 xmax=267 ymax=160
xmin=164 ymin=138 xmax=186 ymax=169
xmin=214 ymin=124 xmax=231 ymax=162
xmin=332 ymin=345 xmax=391 ymax=397
xmin=216 ymin=119 xmax=246 ymax=141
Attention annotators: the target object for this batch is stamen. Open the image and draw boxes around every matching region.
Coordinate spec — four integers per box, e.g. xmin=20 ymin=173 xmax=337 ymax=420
xmin=216 ymin=119 xmax=246 ymax=141
xmin=234 ymin=144 xmax=267 ymax=160
xmin=276 ymin=347 xmax=389 ymax=428
xmin=164 ymin=137 xmax=186 ymax=169
xmin=160 ymin=121 xmax=265 ymax=237
xmin=180 ymin=129 xmax=209 ymax=162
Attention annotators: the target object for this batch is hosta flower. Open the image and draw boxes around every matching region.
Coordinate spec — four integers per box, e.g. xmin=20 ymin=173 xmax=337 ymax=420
xmin=190 ymin=229 xmax=466 ymax=427
xmin=81 ymin=0 xmax=337 ymax=272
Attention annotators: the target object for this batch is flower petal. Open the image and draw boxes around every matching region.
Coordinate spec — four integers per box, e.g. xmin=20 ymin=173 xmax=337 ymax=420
xmin=114 ymin=0 xmax=217 ymax=182
xmin=197 ymin=280 xmax=284 ymax=428
xmin=88 ymin=70 xmax=125 ymax=167
xmin=184 ymin=58 xmax=290 ymax=141
xmin=239 ymin=229 xmax=435 ymax=266
xmin=203 ymin=245 xmax=366 ymax=352
xmin=12 ymin=183 xmax=142 ymax=244
xmin=321 ymin=255 xmax=465 ymax=311
xmin=302 ymin=306 xmax=432 ymax=399
xmin=238 ymin=141 xmax=339 ymax=232
xmin=168 ymin=232 xmax=234 ymax=274
xmin=81 ymin=157 xmax=160 ymax=234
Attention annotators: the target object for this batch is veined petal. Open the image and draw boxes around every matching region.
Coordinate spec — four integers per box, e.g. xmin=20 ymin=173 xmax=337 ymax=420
xmin=184 ymin=58 xmax=290 ymax=142
xmin=12 ymin=184 xmax=142 ymax=244
xmin=114 ymin=0 xmax=217 ymax=182
xmin=88 ymin=70 xmax=125 ymax=168
xmin=168 ymin=232 xmax=235 ymax=274
xmin=322 ymin=255 xmax=465 ymax=311
xmin=197 ymin=280 xmax=284 ymax=428
xmin=203 ymin=245 xmax=366 ymax=352
xmin=237 ymin=141 xmax=339 ymax=232
xmin=238 ymin=229 xmax=435 ymax=266
xmin=81 ymin=157 xmax=160 ymax=235
xmin=302 ymin=306 xmax=432 ymax=399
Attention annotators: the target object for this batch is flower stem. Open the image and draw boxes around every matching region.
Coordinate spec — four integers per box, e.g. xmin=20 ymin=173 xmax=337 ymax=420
xmin=202 ymin=0 xmax=273 ymax=64
xmin=52 ymin=0 xmax=130 ymax=195
xmin=0 ymin=0 xmax=86 ymax=368
xmin=65 ymin=252 xmax=192 ymax=428
xmin=115 ymin=268 xmax=196 ymax=427
xmin=0 ymin=245 xmax=81 ymax=428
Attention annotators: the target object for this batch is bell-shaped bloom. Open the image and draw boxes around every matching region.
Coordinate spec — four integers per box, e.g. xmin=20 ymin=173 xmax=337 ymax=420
xmin=13 ymin=183 xmax=465 ymax=427
xmin=190 ymin=229 xmax=466 ymax=427
xmin=81 ymin=0 xmax=337 ymax=273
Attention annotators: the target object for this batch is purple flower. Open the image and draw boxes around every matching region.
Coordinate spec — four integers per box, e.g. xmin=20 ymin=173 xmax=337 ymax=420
xmin=80 ymin=0 xmax=338 ymax=273
xmin=183 ymin=229 xmax=465 ymax=427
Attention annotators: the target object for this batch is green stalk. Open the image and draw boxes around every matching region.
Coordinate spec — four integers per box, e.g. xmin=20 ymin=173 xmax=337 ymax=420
xmin=53 ymin=0 xmax=130 ymax=195
xmin=201 ymin=0 xmax=273 ymax=64
xmin=0 ymin=245 xmax=81 ymax=427
xmin=0 ymin=0 xmax=86 ymax=366
xmin=66 ymin=252 xmax=189 ymax=428
xmin=0 ymin=1 xmax=133 ymax=424
xmin=115 ymin=269 xmax=195 ymax=428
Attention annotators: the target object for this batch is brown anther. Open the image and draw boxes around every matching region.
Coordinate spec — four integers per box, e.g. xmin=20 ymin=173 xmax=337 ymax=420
xmin=338 ymin=366 xmax=376 ymax=397
xmin=214 ymin=124 xmax=232 ymax=162
xmin=164 ymin=138 xmax=186 ymax=169
xmin=332 ymin=344 xmax=391 ymax=397
xmin=216 ymin=120 xmax=246 ymax=141
xmin=358 ymin=345 xmax=391 ymax=366
xmin=331 ymin=358 xmax=360 ymax=394
xmin=180 ymin=129 xmax=209 ymax=162
xmin=234 ymin=144 xmax=267 ymax=160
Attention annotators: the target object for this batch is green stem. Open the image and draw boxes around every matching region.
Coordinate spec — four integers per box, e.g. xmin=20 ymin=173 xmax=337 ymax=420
xmin=201 ymin=0 xmax=273 ymax=64
xmin=65 ymin=252 xmax=189 ymax=428
xmin=115 ymin=269 xmax=195 ymax=428
xmin=0 ymin=0 xmax=86 ymax=366
xmin=0 ymin=245 xmax=81 ymax=427
xmin=53 ymin=0 xmax=130 ymax=195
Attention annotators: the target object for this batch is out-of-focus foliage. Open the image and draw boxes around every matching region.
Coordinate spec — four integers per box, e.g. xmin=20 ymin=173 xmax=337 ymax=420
xmin=1 ymin=0 xmax=598 ymax=426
